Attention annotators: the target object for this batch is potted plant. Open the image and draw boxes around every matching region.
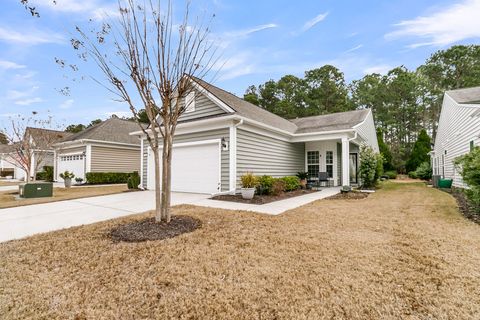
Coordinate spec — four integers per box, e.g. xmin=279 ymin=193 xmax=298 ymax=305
xmin=240 ymin=172 xmax=258 ymax=200
xmin=296 ymin=171 xmax=309 ymax=189
xmin=59 ymin=171 xmax=75 ymax=188
xmin=75 ymin=177 xmax=84 ymax=185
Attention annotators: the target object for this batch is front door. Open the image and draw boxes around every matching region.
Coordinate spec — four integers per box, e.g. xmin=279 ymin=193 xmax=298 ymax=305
xmin=349 ymin=153 xmax=358 ymax=184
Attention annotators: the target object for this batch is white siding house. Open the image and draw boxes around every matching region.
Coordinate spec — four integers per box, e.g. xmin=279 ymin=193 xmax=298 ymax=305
xmin=431 ymin=87 xmax=480 ymax=188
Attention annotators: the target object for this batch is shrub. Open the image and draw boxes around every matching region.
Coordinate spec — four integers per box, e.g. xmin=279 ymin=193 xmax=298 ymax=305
xmin=455 ymin=147 xmax=480 ymax=212
xmin=86 ymin=172 xmax=131 ymax=184
xmin=296 ymin=171 xmax=308 ymax=180
xmin=271 ymin=179 xmax=286 ymax=196
xmin=36 ymin=166 xmax=54 ymax=182
xmin=414 ymin=162 xmax=432 ymax=180
xmin=256 ymin=175 xmax=274 ymax=195
xmin=127 ymin=171 xmax=141 ymax=189
xmin=384 ymin=171 xmax=397 ymax=179
xmin=75 ymin=177 xmax=84 ymax=183
xmin=281 ymin=176 xmax=300 ymax=191
xmin=408 ymin=171 xmax=418 ymax=179
xmin=359 ymin=145 xmax=381 ymax=188
xmin=240 ymin=172 xmax=258 ymax=188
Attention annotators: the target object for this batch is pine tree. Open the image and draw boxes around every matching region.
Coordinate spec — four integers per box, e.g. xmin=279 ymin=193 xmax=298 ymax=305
xmin=406 ymin=129 xmax=431 ymax=173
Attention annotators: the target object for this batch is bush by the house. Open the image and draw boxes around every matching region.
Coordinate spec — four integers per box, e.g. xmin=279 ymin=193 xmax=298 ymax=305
xmin=281 ymin=176 xmax=301 ymax=191
xmin=408 ymin=171 xmax=418 ymax=179
xmin=86 ymin=172 xmax=131 ymax=184
xmin=127 ymin=171 xmax=141 ymax=189
xmin=454 ymin=147 xmax=480 ymax=212
xmin=359 ymin=145 xmax=382 ymax=189
xmin=271 ymin=179 xmax=286 ymax=196
xmin=240 ymin=172 xmax=258 ymax=188
xmin=35 ymin=166 xmax=54 ymax=182
xmin=414 ymin=162 xmax=432 ymax=180
xmin=384 ymin=171 xmax=397 ymax=179
xmin=256 ymin=175 xmax=275 ymax=195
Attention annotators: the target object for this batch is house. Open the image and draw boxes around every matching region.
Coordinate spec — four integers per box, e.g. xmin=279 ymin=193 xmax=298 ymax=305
xmin=132 ymin=77 xmax=379 ymax=194
xmin=53 ymin=117 xmax=142 ymax=182
xmin=431 ymin=86 xmax=480 ymax=188
xmin=0 ymin=128 xmax=70 ymax=180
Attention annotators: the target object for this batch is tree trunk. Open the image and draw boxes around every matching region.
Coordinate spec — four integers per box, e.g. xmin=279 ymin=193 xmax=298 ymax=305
xmin=153 ymin=145 xmax=162 ymax=222
xmin=160 ymin=126 xmax=173 ymax=223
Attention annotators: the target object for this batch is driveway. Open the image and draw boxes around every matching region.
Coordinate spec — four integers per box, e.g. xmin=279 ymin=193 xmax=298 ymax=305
xmin=0 ymin=191 xmax=208 ymax=242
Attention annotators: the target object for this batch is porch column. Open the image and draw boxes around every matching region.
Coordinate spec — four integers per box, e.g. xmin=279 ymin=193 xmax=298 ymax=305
xmin=85 ymin=144 xmax=92 ymax=175
xmin=341 ymin=137 xmax=350 ymax=187
xmin=229 ymin=125 xmax=237 ymax=192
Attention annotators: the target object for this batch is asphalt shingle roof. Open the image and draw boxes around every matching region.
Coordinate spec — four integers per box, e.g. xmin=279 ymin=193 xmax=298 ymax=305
xmin=447 ymin=86 xmax=480 ymax=104
xmin=61 ymin=117 xmax=142 ymax=145
xmin=192 ymin=77 xmax=368 ymax=134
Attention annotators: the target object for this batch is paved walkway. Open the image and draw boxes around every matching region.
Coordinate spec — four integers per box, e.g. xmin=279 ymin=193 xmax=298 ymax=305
xmin=195 ymin=187 xmax=342 ymax=214
xmin=0 ymin=188 xmax=341 ymax=243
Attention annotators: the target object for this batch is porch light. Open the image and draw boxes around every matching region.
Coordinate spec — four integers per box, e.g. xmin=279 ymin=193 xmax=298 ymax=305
xmin=221 ymin=137 xmax=229 ymax=151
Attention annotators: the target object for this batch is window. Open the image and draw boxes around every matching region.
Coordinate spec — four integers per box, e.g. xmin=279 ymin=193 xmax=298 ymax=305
xmin=326 ymin=151 xmax=333 ymax=178
xmin=185 ymin=91 xmax=195 ymax=113
xmin=441 ymin=154 xmax=445 ymax=177
xmin=307 ymin=151 xmax=319 ymax=179
xmin=470 ymin=140 xmax=475 ymax=152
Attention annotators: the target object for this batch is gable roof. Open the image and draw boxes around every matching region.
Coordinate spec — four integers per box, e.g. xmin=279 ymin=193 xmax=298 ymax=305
xmin=61 ymin=117 xmax=142 ymax=145
xmin=192 ymin=77 xmax=298 ymax=133
xmin=446 ymin=86 xmax=480 ymax=104
xmin=290 ymin=109 xmax=370 ymax=134
xmin=25 ymin=127 xmax=72 ymax=148
xmin=191 ymin=77 xmax=369 ymax=134
xmin=0 ymin=144 xmax=15 ymax=154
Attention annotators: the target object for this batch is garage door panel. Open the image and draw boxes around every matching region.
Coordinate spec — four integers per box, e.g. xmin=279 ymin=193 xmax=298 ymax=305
xmin=57 ymin=154 xmax=85 ymax=181
xmin=147 ymin=142 xmax=220 ymax=194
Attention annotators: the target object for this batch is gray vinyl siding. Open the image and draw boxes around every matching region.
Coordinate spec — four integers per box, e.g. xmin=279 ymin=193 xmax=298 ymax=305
xmin=90 ymin=146 xmax=140 ymax=173
xmin=142 ymin=128 xmax=230 ymax=191
xmin=236 ymin=128 xmax=304 ymax=187
xmin=178 ymin=88 xmax=226 ymax=122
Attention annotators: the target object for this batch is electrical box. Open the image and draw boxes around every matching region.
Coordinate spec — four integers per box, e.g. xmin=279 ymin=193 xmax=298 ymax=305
xmin=19 ymin=182 xmax=53 ymax=198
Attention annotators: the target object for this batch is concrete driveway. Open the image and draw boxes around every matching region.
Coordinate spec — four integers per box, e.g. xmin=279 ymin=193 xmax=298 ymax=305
xmin=0 ymin=191 xmax=209 ymax=243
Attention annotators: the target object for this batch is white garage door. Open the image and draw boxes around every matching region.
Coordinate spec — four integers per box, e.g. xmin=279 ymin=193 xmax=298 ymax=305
xmin=147 ymin=140 xmax=221 ymax=194
xmin=57 ymin=154 xmax=85 ymax=181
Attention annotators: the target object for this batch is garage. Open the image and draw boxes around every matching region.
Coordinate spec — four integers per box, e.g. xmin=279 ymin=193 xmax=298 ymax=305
xmin=147 ymin=140 xmax=221 ymax=194
xmin=57 ymin=153 xmax=85 ymax=181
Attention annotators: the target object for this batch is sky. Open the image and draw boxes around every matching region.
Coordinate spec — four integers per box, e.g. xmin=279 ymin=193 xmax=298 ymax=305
xmin=1 ymin=0 xmax=480 ymax=129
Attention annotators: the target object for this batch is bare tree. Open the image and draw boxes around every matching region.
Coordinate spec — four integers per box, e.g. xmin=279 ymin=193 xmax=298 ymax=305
xmin=3 ymin=113 xmax=65 ymax=182
xmin=75 ymin=0 xmax=218 ymax=222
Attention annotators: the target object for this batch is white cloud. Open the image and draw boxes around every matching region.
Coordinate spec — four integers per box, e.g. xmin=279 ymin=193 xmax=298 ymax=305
xmin=59 ymin=99 xmax=74 ymax=109
xmin=35 ymin=0 xmax=122 ymax=20
xmin=386 ymin=0 xmax=480 ymax=47
xmin=15 ymin=97 xmax=44 ymax=106
xmin=344 ymin=44 xmax=363 ymax=54
xmin=0 ymin=60 xmax=26 ymax=70
xmin=228 ymin=24 xmax=278 ymax=37
xmin=363 ymin=64 xmax=393 ymax=75
xmin=0 ymin=27 xmax=64 ymax=45
xmin=302 ymin=12 xmax=329 ymax=32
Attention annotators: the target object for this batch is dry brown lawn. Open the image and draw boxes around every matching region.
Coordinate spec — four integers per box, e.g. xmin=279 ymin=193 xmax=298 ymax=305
xmin=0 ymin=185 xmax=129 ymax=209
xmin=0 ymin=181 xmax=20 ymax=187
xmin=1 ymin=182 xmax=480 ymax=319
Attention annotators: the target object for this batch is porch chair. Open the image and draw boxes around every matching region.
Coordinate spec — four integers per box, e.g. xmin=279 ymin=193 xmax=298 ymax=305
xmin=318 ymin=171 xmax=329 ymax=187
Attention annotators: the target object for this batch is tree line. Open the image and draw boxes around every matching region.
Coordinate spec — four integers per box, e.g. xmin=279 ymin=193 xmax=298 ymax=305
xmin=244 ymin=45 xmax=480 ymax=172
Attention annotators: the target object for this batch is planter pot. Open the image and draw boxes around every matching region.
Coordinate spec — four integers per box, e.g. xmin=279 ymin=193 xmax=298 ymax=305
xmin=241 ymin=187 xmax=255 ymax=200
xmin=300 ymin=179 xmax=307 ymax=189
xmin=64 ymin=178 xmax=72 ymax=188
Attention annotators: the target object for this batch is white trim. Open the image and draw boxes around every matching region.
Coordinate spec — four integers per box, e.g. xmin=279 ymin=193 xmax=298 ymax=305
xmin=191 ymin=80 xmax=235 ymax=113
xmin=85 ymin=144 xmax=92 ymax=173
xmin=352 ymin=109 xmax=371 ymax=129
xmin=341 ymin=137 xmax=350 ymax=187
xmin=54 ymin=139 xmax=140 ymax=149
xmin=167 ymin=139 xmax=220 ymax=149
xmin=140 ymin=138 xmax=144 ymax=188
xmin=229 ymin=120 xmax=242 ymax=192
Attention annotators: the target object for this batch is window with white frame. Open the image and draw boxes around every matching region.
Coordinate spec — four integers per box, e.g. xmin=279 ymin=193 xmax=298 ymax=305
xmin=185 ymin=91 xmax=195 ymax=113
xmin=307 ymin=151 xmax=319 ymax=179
xmin=326 ymin=151 xmax=333 ymax=178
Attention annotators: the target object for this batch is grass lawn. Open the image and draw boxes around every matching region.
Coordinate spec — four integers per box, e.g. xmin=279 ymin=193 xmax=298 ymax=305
xmin=0 ymin=180 xmax=20 ymax=187
xmin=0 ymin=185 xmax=129 ymax=209
xmin=1 ymin=182 xmax=480 ymax=319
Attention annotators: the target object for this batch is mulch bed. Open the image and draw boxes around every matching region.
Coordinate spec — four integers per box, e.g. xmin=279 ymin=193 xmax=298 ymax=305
xmin=211 ymin=189 xmax=316 ymax=204
xmin=109 ymin=215 xmax=202 ymax=242
xmin=324 ymin=191 xmax=369 ymax=200
xmin=443 ymin=188 xmax=480 ymax=224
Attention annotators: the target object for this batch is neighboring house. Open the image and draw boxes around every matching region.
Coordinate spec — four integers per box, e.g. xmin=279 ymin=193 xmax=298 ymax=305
xmin=132 ymin=77 xmax=379 ymax=194
xmin=431 ymin=86 xmax=480 ymax=188
xmin=53 ymin=117 xmax=142 ymax=182
xmin=0 ymin=128 xmax=69 ymax=180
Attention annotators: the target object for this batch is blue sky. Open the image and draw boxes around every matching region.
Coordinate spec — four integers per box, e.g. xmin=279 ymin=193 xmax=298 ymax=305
xmin=1 ymin=0 xmax=480 ymax=128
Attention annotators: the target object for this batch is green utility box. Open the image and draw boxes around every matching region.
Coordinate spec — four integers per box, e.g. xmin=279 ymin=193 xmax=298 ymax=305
xmin=438 ymin=179 xmax=453 ymax=189
xmin=19 ymin=182 xmax=53 ymax=198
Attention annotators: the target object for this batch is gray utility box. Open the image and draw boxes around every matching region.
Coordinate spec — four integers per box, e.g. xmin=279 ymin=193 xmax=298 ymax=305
xmin=19 ymin=182 xmax=53 ymax=198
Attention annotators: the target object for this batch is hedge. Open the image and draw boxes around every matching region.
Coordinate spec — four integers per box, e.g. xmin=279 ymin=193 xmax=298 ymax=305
xmin=86 ymin=172 xmax=132 ymax=184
